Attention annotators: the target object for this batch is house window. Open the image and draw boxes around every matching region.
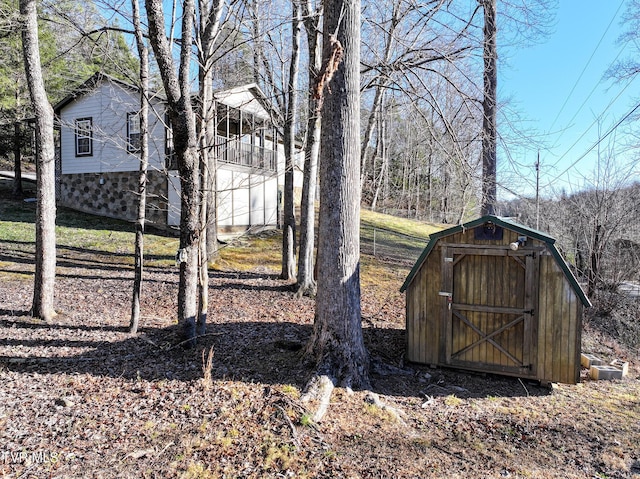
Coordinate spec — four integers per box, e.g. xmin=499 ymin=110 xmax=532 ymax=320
xmin=127 ymin=112 xmax=140 ymax=153
xmin=165 ymin=115 xmax=177 ymax=170
xmin=75 ymin=118 xmax=92 ymax=156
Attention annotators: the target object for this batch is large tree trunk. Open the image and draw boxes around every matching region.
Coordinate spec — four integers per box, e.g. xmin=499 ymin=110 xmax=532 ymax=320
xmin=296 ymin=0 xmax=322 ymax=296
xmin=130 ymin=0 xmax=149 ymax=335
xmin=146 ymin=0 xmax=201 ymax=346
xmin=281 ymin=0 xmax=302 ymax=282
xmin=305 ymin=0 xmax=369 ymax=389
xmin=175 ymin=133 xmax=201 ymax=347
xmin=480 ymin=0 xmax=497 ymax=216
xmin=21 ymin=0 xmax=56 ymax=321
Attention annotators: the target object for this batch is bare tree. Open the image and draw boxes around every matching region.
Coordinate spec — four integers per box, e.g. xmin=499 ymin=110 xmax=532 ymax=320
xmin=358 ymin=0 xmax=479 ymax=222
xmin=145 ymin=0 xmax=202 ymax=346
xmin=369 ymin=91 xmax=389 ymax=211
xmin=0 ymin=1 xmax=28 ymax=198
xmin=565 ymin=156 xmax=639 ymax=299
xmin=194 ymin=0 xmax=227 ymax=336
xmin=129 ymin=0 xmax=149 ymax=335
xmin=20 ymin=0 xmax=56 ymax=321
xmin=359 ymin=0 xmax=403 ymax=192
xmin=356 ymin=0 xmax=555 ymax=221
xmin=242 ymin=0 xmax=302 ymax=281
xmin=280 ymin=0 xmax=302 ymax=281
xmin=295 ymin=0 xmax=322 ymax=296
xmin=305 ymin=0 xmax=369 ymax=392
xmin=611 ymin=0 xmax=640 ymax=82
xmin=499 ymin=140 xmax=640 ymax=302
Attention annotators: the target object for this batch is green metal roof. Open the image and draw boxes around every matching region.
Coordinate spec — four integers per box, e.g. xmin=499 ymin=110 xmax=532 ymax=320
xmin=399 ymin=215 xmax=591 ymax=307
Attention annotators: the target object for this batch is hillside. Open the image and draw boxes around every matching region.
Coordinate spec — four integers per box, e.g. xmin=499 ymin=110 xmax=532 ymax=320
xmin=0 ymin=178 xmax=639 ymax=478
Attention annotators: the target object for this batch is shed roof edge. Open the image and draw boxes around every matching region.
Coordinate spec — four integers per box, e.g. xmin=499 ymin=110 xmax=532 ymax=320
xmin=400 ymin=215 xmax=591 ymax=307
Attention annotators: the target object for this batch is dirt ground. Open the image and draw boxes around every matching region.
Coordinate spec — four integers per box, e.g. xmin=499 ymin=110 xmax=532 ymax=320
xmin=1 ymin=200 xmax=639 ymax=478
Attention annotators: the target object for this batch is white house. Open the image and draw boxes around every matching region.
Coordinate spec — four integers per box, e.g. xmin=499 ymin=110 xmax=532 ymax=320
xmin=54 ymin=73 xmax=301 ymax=232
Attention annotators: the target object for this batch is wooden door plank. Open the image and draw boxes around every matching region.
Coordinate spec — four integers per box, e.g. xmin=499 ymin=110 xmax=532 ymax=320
xmin=452 ymin=304 xmax=531 ymax=314
xmin=442 ymin=245 xmax=453 ymax=364
xmin=451 ymin=310 xmax=525 ymax=362
xmin=529 ymin=250 xmax=540 ymax=377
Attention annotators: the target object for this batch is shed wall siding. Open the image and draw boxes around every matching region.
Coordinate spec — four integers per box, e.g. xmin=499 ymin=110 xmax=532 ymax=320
xmin=406 ymin=242 xmax=442 ymax=365
xmin=536 ymin=252 xmax=582 ymax=384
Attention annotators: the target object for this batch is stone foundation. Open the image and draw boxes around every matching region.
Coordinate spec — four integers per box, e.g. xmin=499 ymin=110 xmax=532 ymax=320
xmin=58 ymin=170 xmax=169 ymax=226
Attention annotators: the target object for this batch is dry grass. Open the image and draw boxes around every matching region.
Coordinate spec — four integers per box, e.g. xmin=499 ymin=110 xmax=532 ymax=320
xmin=213 ymin=232 xmax=282 ymax=273
xmin=360 ymin=208 xmax=444 ymax=239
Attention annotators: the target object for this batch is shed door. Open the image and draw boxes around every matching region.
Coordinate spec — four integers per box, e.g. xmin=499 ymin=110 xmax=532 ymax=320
xmin=441 ymin=244 xmax=539 ymax=376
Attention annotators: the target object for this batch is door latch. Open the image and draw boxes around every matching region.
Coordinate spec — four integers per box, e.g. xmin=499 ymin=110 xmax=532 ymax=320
xmin=439 ymin=291 xmax=453 ymax=310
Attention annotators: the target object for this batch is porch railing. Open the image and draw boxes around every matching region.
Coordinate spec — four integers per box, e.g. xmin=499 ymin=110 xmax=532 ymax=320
xmin=215 ymin=135 xmax=277 ymax=171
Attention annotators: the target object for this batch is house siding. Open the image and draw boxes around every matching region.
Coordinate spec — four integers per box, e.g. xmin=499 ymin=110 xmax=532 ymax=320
xmin=59 ymin=82 xmax=166 ymax=175
xmin=216 ymin=167 xmax=278 ymax=231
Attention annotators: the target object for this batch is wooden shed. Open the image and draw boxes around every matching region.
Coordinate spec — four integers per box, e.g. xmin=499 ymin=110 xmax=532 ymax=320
xmin=401 ymin=215 xmax=591 ymax=384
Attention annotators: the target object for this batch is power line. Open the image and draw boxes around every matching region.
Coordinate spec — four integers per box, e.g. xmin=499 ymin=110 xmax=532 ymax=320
xmin=546 ymin=77 xmax=635 ymax=171
xmin=546 ymin=0 xmax=625 ymax=134
xmin=543 ymin=101 xmax=640 ymax=189
xmin=504 ymin=3 xmax=628 ymax=200
xmin=548 ymin=43 xmax=628 ymax=159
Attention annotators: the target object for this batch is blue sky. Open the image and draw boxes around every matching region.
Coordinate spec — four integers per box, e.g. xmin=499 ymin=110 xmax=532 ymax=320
xmin=499 ymin=0 xmax=639 ymax=198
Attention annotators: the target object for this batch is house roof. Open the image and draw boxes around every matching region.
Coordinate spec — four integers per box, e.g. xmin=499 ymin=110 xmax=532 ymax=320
xmin=54 ymin=73 xmax=282 ymax=123
xmin=399 ymin=215 xmax=591 ymax=307
xmin=53 ymin=72 xmax=144 ymax=113
xmin=213 ymin=83 xmax=281 ymax=123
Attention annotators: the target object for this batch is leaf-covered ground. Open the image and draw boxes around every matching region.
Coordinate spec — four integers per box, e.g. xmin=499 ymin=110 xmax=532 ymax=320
xmin=1 ymin=186 xmax=639 ymax=478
